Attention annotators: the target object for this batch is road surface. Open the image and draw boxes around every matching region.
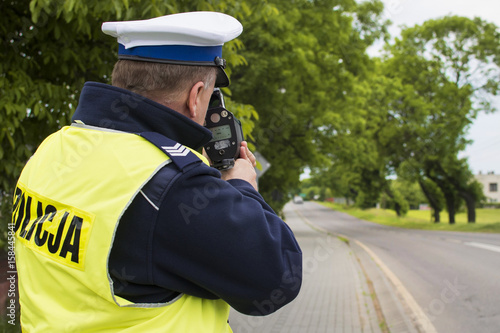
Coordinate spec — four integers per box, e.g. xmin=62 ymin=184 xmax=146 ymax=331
xmin=293 ymin=201 xmax=500 ymax=333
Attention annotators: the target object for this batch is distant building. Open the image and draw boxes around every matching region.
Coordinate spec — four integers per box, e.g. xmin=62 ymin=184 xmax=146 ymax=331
xmin=476 ymin=171 xmax=500 ymax=203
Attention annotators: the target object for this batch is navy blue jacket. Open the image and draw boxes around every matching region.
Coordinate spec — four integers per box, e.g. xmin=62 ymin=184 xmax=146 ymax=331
xmin=71 ymin=82 xmax=302 ymax=315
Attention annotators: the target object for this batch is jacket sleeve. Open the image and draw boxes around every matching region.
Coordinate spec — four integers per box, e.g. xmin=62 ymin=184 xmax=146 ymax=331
xmin=149 ymin=163 xmax=303 ymax=315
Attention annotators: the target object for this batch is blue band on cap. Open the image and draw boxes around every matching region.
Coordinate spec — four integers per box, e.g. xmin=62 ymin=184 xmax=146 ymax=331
xmin=118 ymin=44 xmax=222 ymax=62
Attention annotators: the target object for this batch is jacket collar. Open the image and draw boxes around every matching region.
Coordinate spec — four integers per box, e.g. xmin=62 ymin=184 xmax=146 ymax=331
xmin=71 ymin=82 xmax=213 ymax=150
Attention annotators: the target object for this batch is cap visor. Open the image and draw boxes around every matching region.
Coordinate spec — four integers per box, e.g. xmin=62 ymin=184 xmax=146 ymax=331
xmin=216 ymin=67 xmax=230 ymax=87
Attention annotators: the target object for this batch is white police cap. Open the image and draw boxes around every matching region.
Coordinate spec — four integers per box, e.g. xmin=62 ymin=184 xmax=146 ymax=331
xmin=102 ymin=12 xmax=243 ymax=87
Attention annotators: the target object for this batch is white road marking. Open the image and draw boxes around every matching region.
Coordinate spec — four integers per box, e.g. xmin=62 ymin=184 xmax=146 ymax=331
xmin=464 ymin=242 xmax=500 ymax=253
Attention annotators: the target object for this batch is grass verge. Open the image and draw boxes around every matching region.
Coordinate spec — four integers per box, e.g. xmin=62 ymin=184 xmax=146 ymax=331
xmin=319 ymin=202 xmax=500 ymax=233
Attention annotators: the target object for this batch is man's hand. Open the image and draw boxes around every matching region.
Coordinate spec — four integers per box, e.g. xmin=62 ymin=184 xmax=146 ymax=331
xmin=220 ymin=141 xmax=258 ymax=191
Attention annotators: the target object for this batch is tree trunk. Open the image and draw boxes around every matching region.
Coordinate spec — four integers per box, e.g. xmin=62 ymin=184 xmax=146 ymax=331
xmin=444 ymin=192 xmax=456 ymax=224
xmin=385 ymin=188 xmax=401 ymax=216
xmin=394 ymin=203 xmax=401 ymax=217
xmin=424 ymin=170 xmax=456 ymax=224
xmin=461 ymin=192 xmax=476 ymax=223
xmin=418 ymin=179 xmax=441 ymax=222
xmin=432 ymin=209 xmax=440 ymax=223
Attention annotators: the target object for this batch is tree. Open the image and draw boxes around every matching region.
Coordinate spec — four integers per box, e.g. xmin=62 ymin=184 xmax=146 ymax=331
xmin=380 ymin=181 xmax=409 ymax=217
xmin=423 ymin=159 xmax=462 ymax=224
xmin=424 ymin=156 xmax=485 ymax=223
xmin=418 ymin=177 xmax=445 ymax=223
xmin=398 ymin=161 xmax=445 ymax=222
xmin=381 ymin=16 xmax=500 ymax=223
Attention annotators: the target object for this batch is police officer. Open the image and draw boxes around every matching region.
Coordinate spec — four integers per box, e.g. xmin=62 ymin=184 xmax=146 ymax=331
xmin=13 ymin=12 xmax=302 ymax=332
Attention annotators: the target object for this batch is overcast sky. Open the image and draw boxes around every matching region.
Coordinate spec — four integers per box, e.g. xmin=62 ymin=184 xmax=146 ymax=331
xmin=378 ymin=0 xmax=500 ymax=175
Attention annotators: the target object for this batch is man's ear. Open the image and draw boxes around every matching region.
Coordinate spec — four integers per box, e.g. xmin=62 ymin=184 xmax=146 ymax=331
xmin=186 ymin=81 xmax=205 ymax=120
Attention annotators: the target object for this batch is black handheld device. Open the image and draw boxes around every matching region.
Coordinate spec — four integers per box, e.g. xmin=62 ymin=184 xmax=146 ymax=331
xmin=204 ymin=88 xmax=244 ymax=170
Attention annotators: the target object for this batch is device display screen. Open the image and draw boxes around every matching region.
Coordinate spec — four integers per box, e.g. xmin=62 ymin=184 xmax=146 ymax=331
xmin=209 ymin=125 xmax=232 ymax=142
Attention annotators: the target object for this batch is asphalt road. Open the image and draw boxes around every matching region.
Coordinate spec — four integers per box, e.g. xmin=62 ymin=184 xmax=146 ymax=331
xmin=291 ymin=201 xmax=500 ymax=333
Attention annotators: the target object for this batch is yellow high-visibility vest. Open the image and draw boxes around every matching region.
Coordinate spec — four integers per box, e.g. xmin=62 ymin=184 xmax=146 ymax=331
xmin=13 ymin=124 xmax=231 ymax=332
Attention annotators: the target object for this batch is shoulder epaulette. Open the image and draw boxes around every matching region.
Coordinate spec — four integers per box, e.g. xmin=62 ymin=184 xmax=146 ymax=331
xmin=139 ymin=132 xmax=202 ymax=171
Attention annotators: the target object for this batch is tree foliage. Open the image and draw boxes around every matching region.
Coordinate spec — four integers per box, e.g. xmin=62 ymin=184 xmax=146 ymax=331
xmin=1 ymin=0 xmax=261 ymax=249
xmin=306 ymin=16 xmax=498 ymax=222
xmin=231 ymin=0 xmax=388 ymax=211
xmin=380 ymin=16 xmax=499 ymax=223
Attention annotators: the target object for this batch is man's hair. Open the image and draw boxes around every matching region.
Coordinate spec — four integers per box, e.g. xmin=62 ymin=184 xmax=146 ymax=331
xmin=111 ymin=60 xmax=217 ymax=103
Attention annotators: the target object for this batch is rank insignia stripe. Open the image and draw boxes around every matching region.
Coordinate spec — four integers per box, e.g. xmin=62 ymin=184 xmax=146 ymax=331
xmin=12 ymin=183 xmax=95 ymax=271
xmin=139 ymin=131 xmax=205 ymax=171
xmin=161 ymin=143 xmax=190 ymax=157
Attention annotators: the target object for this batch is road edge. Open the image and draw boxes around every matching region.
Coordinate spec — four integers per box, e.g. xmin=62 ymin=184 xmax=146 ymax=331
xmin=353 ymin=240 xmax=437 ymax=333
xmin=294 ymin=209 xmax=437 ymax=333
